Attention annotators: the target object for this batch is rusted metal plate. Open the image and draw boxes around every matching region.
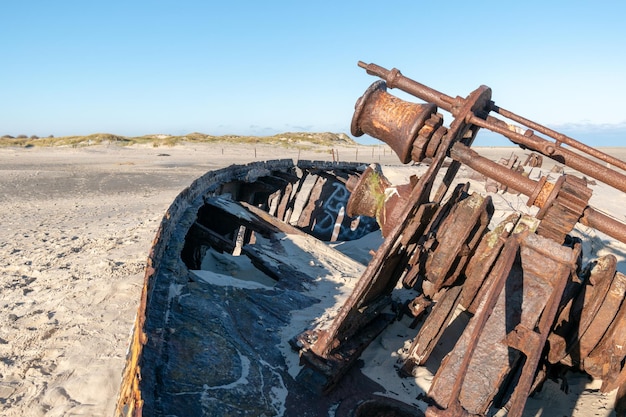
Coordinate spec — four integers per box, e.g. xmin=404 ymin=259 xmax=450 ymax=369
xmin=399 ymin=202 xmax=439 ymax=289
xmin=463 ymin=215 xmax=540 ymax=315
xmin=427 ymin=232 xmax=577 ymax=417
xmin=401 ymin=285 xmax=463 ymax=374
xmin=566 ymin=265 xmax=626 ymax=366
xmin=401 ymin=183 xmax=469 ymax=294
xmin=460 ymin=212 xmax=520 ymax=312
xmin=424 ymin=193 xmax=494 ymax=291
xmin=548 ymin=254 xmax=618 ymax=365
xmin=584 ymin=272 xmax=626 ymax=390
xmin=426 ymin=234 xmax=521 ymax=415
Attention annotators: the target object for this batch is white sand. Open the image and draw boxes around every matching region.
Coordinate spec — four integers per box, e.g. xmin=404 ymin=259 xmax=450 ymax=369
xmin=0 ymin=142 xmax=625 ymax=416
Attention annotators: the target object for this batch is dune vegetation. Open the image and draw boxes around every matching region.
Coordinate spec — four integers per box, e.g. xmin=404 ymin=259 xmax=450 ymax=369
xmin=0 ymin=132 xmax=357 ymax=149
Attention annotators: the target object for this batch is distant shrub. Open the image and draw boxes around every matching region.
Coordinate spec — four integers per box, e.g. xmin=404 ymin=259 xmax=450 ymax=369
xmin=0 ymin=131 xmax=356 ymax=148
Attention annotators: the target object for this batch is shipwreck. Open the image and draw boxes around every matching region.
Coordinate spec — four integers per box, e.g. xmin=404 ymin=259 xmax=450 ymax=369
xmin=115 ymin=62 xmax=626 ymax=416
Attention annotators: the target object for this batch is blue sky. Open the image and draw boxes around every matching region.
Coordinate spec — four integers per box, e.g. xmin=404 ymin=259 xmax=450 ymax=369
xmin=1 ymin=1 xmax=625 ymax=146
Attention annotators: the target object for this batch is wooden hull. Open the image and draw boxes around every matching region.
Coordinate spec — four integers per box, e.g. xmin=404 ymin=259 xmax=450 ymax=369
xmin=115 ymin=159 xmax=415 ymax=417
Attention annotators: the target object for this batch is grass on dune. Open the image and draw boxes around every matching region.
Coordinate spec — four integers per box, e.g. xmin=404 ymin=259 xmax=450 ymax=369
xmin=0 ymin=132 xmax=357 ymax=149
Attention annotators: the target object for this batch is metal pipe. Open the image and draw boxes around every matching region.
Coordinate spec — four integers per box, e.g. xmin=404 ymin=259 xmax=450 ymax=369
xmin=357 ymin=61 xmax=626 ymax=193
xmin=358 ymin=61 xmax=455 ymax=110
xmin=492 ymin=104 xmax=626 ymax=172
xmin=580 ymin=207 xmax=626 ymax=244
xmin=468 ymin=115 xmax=626 ymax=194
xmin=449 ymin=142 xmax=538 ymax=197
xmin=449 ymin=142 xmax=626 ymax=245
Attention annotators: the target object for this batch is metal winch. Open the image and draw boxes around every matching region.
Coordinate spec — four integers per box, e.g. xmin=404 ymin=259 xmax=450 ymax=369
xmin=293 ymin=62 xmax=626 ymax=417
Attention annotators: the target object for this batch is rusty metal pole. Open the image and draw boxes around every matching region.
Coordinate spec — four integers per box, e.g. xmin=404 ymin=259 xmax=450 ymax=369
xmin=580 ymin=207 xmax=626 ymax=244
xmin=469 ymin=115 xmax=626 ymax=193
xmin=358 ymin=61 xmax=456 ymax=110
xmin=449 ymin=143 xmax=537 ymax=196
xmin=449 ymin=142 xmax=626 ymax=244
xmin=357 ymin=61 xmax=626 ymax=193
xmin=491 ymin=103 xmax=626 ymax=172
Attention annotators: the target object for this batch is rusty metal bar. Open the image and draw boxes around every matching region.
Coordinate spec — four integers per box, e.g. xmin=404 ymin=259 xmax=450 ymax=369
xmin=580 ymin=207 xmax=626 ymax=244
xmin=492 ymin=104 xmax=626 ymax=172
xmin=358 ymin=61 xmax=626 ymax=193
xmin=449 ymin=142 xmax=537 ymax=196
xmin=448 ymin=142 xmax=626 ymax=244
xmin=358 ymin=61 xmax=455 ymax=110
xmin=469 ymin=115 xmax=626 ymax=194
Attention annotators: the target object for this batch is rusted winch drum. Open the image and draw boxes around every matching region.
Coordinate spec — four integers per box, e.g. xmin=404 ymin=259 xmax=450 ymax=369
xmin=351 ymin=80 xmax=437 ymax=163
xmin=346 ymin=164 xmax=390 ymax=219
xmin=346 ymin=164 xmax=414 ymax=237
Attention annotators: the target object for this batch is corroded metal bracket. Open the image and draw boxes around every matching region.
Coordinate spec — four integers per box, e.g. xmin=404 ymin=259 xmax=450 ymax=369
xmin=423 ymin=221 xmax=579 ymax=417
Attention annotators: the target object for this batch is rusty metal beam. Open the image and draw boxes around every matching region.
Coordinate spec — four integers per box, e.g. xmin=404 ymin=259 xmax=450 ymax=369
xmin=470 ymin=115 xmax=626 ymax=193
xmin=357 ymin=61 xmax=626 ymax=183
xmin=448 ymin=142 xmax=626 ymax=244
xmin=491 ymin=103 xmax=626 ymax=172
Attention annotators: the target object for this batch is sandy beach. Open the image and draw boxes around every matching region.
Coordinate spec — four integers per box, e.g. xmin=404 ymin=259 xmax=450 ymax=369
xmin=0 ymin=142 xmax=400 ymax=417
xmin=1 ymin=142 xmax=625 ymax=416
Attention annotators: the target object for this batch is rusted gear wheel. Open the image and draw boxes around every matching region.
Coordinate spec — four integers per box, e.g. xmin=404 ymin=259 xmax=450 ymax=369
xmin=548 ymin=255 xmax=619 ymax=365
xmin=547 ymin=258 xmax=626 ymax=399
xmin=535 ymin=175 xmax=592 ymax=243
xmin=583 ymin=273 xmax=626 ymax=391
xmin=411 ymin=113 xmax=444 ymax=162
